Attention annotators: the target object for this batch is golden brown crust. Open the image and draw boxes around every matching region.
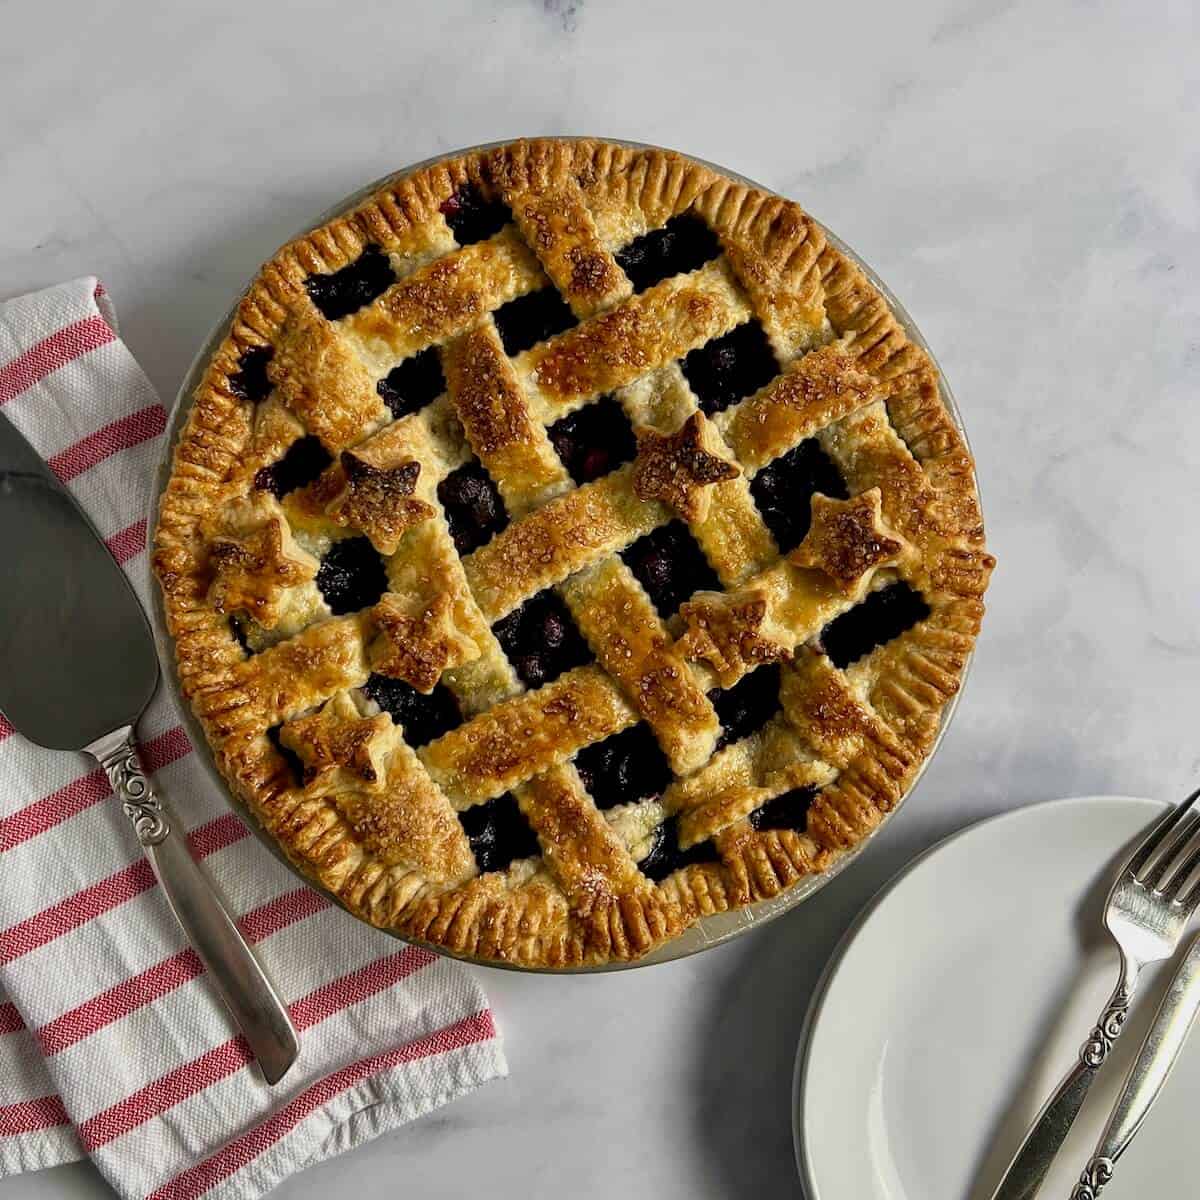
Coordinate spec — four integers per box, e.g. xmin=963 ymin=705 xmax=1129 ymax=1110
xmin=419 ymin=667 xmax=635 ymax=806
xmin=327 ymin=451 xmax=434 ymax=555
xmin=368 ymin=592 xmax=480 ymax=693
xmin=630 ymin=413 xmax=740 ymax=523
xmin=269 ymin=310 xmax=387 ymax=451
xmin=153 ymin=138 xmax=993 ymax=968
xmin=204 ymin=495 xmax=319 ymax=628
xmin=676 ymin=587 xmax=792 ymax=687
xmin=521 ymin=261 xmax=748 ymax=414
xmin=789 ymin=489 xmax=907 ymax=594
xmin=559 ymin=557 xmax=720 ymax=775
xmin=442 ymin=322 xmax=568 ymax=515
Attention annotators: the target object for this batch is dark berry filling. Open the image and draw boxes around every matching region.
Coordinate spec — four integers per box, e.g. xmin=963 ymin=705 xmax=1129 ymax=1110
xmin=682 ymin=321 xmax=778 ymax=416
xmin=622 ymin=520 xmax=721 ymax=618
xmin=229 ymin=346 xmax=274 ymax=402
xmin=315 ymin=536 xmax=387 ymax=615
xmin=360 ymin=674 xmax=462 ymax=747
xmin=615 ymin=214 xmax=722 ymax=293
xmin=547 ymin=396 xmax=637 ymax=484
xmin=253 ymin=436 xmax=332 ymax=498
xmin=377 ymin=347 xmax=445 ymax=419
xmin=819 ymin=582 xmax=930 ymax=669
xmin=710 ymin=663 xmax=782 ymax=749
xmin=440 ymin=186 xmax=511 ymax=246
xmin=639 ymin=816 xmax=720 ymax=883
xmin=266 ymin=726 xmax=305 ymax=787
xmin=575 ymin=724 xmax=673 ymax=810
xmin=304 ymin=245 xmax=395 ymax=321
xmin=458 ymin=793 xmax=540 ymax=873
xmin=493 ymin=590 xmax=591 ymax=689
xmin=749 ymin=784 xmax=818 ymax=832
xmin=749 ymin=438 xmax=848 ymax=554
xmin=437 ymin=461 xmax=509 ymax=554
xmin=493 ymin=288 xmax=577 ymax=356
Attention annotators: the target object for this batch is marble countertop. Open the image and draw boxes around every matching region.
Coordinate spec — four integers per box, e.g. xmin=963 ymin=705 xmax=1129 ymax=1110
xmin=3 ymin=0 xmax=1199 ymax=1195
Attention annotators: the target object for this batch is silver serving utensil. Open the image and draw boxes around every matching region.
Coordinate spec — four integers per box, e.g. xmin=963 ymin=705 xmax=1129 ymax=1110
xmin=1068 ymin=928 xmax=1200 ymax=1198
xmin=988 ymin=788 xmax=1200 ymax=1199
xmin=0 ymin=411 xmax=298 ymax=1085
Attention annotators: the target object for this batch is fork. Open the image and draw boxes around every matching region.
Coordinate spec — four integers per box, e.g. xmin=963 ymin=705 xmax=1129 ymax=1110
xmin=988 ymin=788 xmax=1200 ymax=1200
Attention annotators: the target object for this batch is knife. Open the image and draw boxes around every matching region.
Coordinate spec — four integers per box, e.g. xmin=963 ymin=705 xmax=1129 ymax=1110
xmin=0 ymin=410 xmax=299 ymax=1085
xmin=1067 ymin=930 xmax=1200 ymax=1198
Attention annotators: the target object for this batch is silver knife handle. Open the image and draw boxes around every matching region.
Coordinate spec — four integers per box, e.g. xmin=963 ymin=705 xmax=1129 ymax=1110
xmin=89 ymin=726 xmax=299 ymax=1085
xmin=1068 ymin=934 xmax=1200 ymax=1199
xmin=990 ymin=979 xmax=1135 ymax=1200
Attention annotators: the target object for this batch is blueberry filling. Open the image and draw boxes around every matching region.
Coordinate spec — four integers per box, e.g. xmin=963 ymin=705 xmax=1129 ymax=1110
xmin=253 ymin=436 xmax=332 ymax=498
xmin=547 ymin=396 xmax=637 ymax=484
xmin=749 ymin=439 xmax=848 ymax=553
xmin=682 ymin=321 xmax=779 ymax=416
xmin=377 ymin=347 xmax=445 ymax=419
xmin=229 ymin=346 xmax=274 ymax=402
xmin=440 ymin=186 xmax=511 ymax=246
xmin=458 ymin=793 xmax=540 ymax=873
xmin=492 ymin=288 xmax=577 ymax=356
xmin=622 ymin=520 xmax=721 ymax=618
xmin=749 ymin=784 xmax=818 ymax=833
xmin=304 ymin=245 xmax=395 ymax=321
xmin=315 ymin=536 xmax=387 ymax=615
xmin=819 ymin=581 xmax=930 ymax=669
xmin=709 ymin=663 xmax=782 ymax=749
xmin=615 ymin=214 xmax=722 ymax=293
xmin=639 ymin=816 xmax=720 ymax=883
xmin=360 ymin=674 xmax=462 ymax=747
xmin=437 ymin=461 xmax=509 ymax=554
xmin=575 ymin=723 xmax=673 ymax=810
xmin=493 ymin=590 xmax=591 ymax=689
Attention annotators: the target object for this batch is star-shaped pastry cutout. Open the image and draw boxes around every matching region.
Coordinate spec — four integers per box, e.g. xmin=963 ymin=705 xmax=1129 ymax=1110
xmin=676 ymin=587 xmax=791 ymax=687
xmin=206 ymin=495 xmax=319 ymax=628
xmin=279 ymin=691 xmax=401 ymax=795
xmin=631 ymin=413 xmax=740 ymax=523
xmin=325 ymin=450 xmax=435 ymax=555
xmin=369 ymin=592 xmax=481 ymax=693
xmin=789 ymin=488 xmax=905 ymax=594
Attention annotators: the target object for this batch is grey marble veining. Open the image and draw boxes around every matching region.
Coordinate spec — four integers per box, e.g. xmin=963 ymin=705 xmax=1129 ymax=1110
xmin=2 ymin=0 xmax=1198 ymax=1196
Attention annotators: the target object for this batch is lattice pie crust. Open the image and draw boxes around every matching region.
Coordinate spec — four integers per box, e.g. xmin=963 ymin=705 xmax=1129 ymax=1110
xmin=153 ymin=139 xmax=994 ymax=967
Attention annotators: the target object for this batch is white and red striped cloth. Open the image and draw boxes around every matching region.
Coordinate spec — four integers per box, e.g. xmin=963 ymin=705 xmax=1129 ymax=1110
xmin=0 ymin=279 xmax=506 ymax=1199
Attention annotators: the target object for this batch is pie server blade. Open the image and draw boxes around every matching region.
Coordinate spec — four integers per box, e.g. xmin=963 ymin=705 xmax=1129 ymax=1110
xmin=0 ymin=410 xmax=157 ymax=749
xmin=0 ymin=410 xmax=299 ymax=1084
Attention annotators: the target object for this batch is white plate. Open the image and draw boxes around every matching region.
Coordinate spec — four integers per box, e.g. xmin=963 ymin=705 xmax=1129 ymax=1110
xmin=794 ymin=795 xmax=1200 ymax=1199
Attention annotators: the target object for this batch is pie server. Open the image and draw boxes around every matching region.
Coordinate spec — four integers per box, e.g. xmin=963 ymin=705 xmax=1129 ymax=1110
xmin=0 ymin=410 xmax=299 ymax=1084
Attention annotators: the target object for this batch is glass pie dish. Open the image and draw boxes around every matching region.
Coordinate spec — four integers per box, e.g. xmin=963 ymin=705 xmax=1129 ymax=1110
xmin=149 ymin=140 xmax=979 ymax=972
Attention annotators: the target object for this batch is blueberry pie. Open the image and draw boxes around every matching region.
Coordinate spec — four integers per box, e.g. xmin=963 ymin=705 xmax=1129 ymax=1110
xmin=154 ymin=139 xmax=994 ymax=967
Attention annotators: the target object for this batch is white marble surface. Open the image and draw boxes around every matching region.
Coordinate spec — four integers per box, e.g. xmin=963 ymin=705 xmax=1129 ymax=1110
xmin=3 ymin=0 xmax=1199 ymax=1195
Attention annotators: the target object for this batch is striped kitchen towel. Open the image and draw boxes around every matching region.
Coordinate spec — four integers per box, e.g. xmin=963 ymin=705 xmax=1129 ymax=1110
xmin=0 ymin=278 xmax=506 ymax=1199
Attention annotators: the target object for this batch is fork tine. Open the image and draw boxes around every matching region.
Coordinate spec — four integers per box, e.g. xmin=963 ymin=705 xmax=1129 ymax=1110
xmin=1156 ymin=824 xmax=1200 ymax=900
xmin=1129 ymin=787 xmax=1200 ymax=882
xmin=1176 ymin=861 xmax=1200 ymax=909
xmin=1141 ymin=813 xmax=1200 ymax=891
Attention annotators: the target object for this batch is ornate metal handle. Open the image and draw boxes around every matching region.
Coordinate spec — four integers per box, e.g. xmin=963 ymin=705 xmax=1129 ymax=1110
xmin=1079 ymin=992 xmax=1132 ymax=1069
xmin=91 ymin=727 xmax=169 ymax=845
xmin=1068 ymin=932 xmax=1200 ymax=1199
xmin=1070 ymin=1157 xmax=1114 ymax=1200
xmin=989 ymin=975 xmax=1137 ymax=1200
xmin=85 ymin=725 xmax=299 ymax=1084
